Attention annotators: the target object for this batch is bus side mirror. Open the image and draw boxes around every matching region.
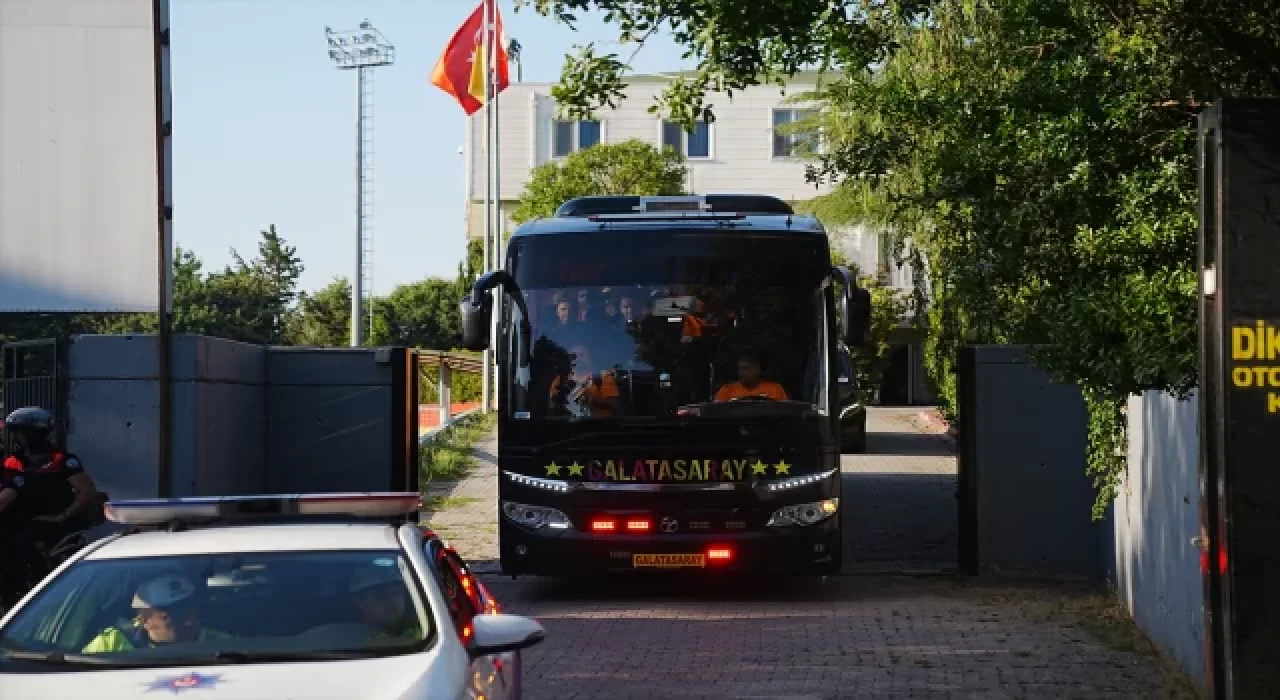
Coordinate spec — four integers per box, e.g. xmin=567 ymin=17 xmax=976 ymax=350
xmin=460 ymin=271 xmax=504 ymax=351
xmin=460 ymin=295 xmax=491 ymax=351
xmin=836 ymin=345 xmax=856 ymax=405
xmin=833 ymin=266 xmax=872 ymax=347
xmin=459 ymin=270 xmax=534 ymax=369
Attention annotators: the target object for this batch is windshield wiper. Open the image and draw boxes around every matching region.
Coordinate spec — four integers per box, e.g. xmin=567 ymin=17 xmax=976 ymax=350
xmin=2 ymin=650 xmax=131 ymax=666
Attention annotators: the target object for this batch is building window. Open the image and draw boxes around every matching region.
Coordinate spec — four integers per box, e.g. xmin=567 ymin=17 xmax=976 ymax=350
xmin=553 ymin=119 xmax=601 ymax=157
xmin=772 ymin=109 xmax=820 ymax=158
xmin=661 ymin=120 xmax=711 ymax=158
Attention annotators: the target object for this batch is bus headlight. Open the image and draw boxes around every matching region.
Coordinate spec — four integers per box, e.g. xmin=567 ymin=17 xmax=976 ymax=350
xmin=502 ymin=501 xmax=572 ymax=530
xmin=766 ymin=498 xmax=839 ymax=527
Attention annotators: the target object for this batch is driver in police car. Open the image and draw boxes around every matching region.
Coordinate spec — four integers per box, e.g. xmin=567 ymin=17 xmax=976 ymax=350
xmin=83 ymin=574 xmax=230 ymax=653
xmin=714 ymin=351 xmax=788 ymax=402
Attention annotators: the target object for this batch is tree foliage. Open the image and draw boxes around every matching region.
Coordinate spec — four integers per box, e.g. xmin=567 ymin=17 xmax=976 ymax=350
xmin=527 ymin=0 xmax=1280 ymax=515
xmin=0 ymin=227 xmax=487 ymax=405
xmin=516 ymin=0 xmax=911 ymax=127
xmin=510 ymin=139 xmax=687 ymax=223
xmin=802 ymin=0 xmax=1279 ymax=516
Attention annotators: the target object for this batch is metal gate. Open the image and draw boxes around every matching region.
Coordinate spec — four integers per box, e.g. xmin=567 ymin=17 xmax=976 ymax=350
xmin=1 ymin=339 xmax=65 ymax=443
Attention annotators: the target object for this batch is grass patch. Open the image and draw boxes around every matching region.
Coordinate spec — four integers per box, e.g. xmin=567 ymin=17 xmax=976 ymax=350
xmin=419 ymin=411 xmax=495 ymax=483
xmin=423 ymin=495 xmax=480 ymax=511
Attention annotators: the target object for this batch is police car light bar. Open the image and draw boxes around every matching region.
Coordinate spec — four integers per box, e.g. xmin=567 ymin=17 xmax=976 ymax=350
xmin=104 ymin=492 xmax=422 ymax=525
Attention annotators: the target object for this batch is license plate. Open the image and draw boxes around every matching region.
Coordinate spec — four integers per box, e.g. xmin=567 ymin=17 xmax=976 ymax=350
xmin=632 ymin=553 xmax=705 ymax=568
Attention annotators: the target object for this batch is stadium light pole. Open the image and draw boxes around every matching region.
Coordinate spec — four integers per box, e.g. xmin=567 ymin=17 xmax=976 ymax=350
xmin=325 ymin=21 xmax=394 ymax=347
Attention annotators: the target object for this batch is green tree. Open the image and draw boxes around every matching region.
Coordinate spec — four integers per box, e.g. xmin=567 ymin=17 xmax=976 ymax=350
xmin=522 ymin=0 xmax=1280 ymax=514
xmin=509 ymin=139 xmax=687 ymax=223
xmin=288 ymin=278 xmax=352 ymax=347
xmin=795 ymin=0 xmax=1279 ymax=514
xmin=373 ymin=279 xmax=465 ymax=350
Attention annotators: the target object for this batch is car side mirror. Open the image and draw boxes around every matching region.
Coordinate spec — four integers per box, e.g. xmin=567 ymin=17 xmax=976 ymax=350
xmin=467 ymin=613 xmax=546 ymax=658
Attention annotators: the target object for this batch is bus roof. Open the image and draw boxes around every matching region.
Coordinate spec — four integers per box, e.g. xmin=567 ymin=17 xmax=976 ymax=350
xmin=511 ymin=194 xmax=826 ymax=239
xmin=509 ymin=213 xmax=827 ymax=238
xmin=556 ymin=194 xmax=795 ymax=217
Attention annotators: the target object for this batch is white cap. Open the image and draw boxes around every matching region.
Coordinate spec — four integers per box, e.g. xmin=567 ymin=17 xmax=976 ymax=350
xmin=132 ymin=574 xmax=197 ymax=609
xmin=349 ymin=565 xmax=401 ymax=594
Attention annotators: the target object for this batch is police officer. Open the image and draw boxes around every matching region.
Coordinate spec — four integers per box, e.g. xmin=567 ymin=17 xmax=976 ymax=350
xmin=0 ymin=407 xmax=103 ymax=576
xmin=349 ymin=565 xmax=421 ymax=645
xmin=83 ymin=574 xmax=230 ymax=653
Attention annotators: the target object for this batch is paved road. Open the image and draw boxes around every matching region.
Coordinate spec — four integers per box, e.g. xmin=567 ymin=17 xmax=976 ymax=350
xmin=423 ymin=408 xmax=1182 ymax=700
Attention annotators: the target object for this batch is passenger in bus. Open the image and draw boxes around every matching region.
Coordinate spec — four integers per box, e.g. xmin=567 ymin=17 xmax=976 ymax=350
xmin=541 ymin=292 xmax=574 ymax=344
xmin=574 ymin=288 xmax=592 ymax=323
xmin=549 ymin=345 xmax=620 ymax=418
xmin=618 ymin=295 xmax=636 ymax=323
xmin=714 ymin=352 xmax=789 ymax=402
xmin=551 ymin=292 xmax=572 ymax=326
xmin=601 ymin=295 xmax=621 ymax=326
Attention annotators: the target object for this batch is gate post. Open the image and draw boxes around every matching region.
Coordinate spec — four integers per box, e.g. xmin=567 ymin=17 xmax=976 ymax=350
xmin=439 ymin=363 xmax=452 ymax=424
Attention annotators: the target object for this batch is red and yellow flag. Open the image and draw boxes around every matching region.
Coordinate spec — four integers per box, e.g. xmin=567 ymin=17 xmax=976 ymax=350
xmin=430 ymin=0 xmax=510 ymax=115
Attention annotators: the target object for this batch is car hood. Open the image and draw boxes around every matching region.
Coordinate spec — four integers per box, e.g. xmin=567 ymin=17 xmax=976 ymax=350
xmin=0 ymin=649 xmax=463 ymax=700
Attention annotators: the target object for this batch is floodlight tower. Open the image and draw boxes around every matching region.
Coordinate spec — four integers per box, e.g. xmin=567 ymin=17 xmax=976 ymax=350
xmin=325 ymin=21 xmax=394 ymax=347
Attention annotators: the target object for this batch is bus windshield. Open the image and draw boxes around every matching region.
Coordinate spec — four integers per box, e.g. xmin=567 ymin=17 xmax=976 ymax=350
xmin=505 ymin=229 xmax=831 ymax=421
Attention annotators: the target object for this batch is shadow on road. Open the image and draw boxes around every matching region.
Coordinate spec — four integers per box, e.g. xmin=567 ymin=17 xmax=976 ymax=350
xmin=863 ymin=429 xmax=955 ymax=456
xmin=843 ymin=471 xmax=957 ymax=574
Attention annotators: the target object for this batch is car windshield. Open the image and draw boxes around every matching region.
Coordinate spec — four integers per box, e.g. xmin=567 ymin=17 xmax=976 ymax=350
xmin=0 ymin=550 xmax=432 ymax=666
xmin=504 ymin=229 xmax=831 ymax=421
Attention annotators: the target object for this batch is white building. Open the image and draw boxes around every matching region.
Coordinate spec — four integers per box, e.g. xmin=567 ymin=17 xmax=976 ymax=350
xmin=462 ymin=72 xmax=933 ymax=404
xmin=463 ymin=72 xmax=833 ymax=238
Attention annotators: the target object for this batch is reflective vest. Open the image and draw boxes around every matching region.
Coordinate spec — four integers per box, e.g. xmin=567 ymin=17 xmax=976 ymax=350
xmin=82 ymin=625 xmax=230 ymax=654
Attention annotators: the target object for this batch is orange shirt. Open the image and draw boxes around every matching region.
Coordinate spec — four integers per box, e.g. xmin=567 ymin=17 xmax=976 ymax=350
xmin=714 ymin=380 xmax=788 ymax=402
xmin=549 ymin=373 xmax=620 ymax=416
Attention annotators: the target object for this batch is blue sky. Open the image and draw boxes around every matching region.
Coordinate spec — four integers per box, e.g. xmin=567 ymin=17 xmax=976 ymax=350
xmin=171 ymin=0 xmax=691 ymax=295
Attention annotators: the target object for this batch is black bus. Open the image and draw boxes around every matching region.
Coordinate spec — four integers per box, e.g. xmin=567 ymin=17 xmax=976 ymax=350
xmin=460 ymin=194 xmax=870 ymax=575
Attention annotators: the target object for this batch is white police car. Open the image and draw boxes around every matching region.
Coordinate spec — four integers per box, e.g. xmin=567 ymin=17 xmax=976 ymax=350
xmin=0 ymin=493 xmax=544 ymax=699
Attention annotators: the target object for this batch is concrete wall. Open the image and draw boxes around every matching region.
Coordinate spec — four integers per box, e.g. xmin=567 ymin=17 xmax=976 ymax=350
xmin=67 ymin=334 xmax=266 ymax=500
xmin=1115 ymin=390 xmax=1205 ymax=687
xmin=66 ymin=335 xmax=408 ymax=500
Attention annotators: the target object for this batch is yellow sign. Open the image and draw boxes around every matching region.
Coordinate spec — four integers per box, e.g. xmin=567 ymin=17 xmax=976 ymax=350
xmin=1230 ymin=320 xmax=1280 ymax=414
xmin=543 ymin=458 xmax=795 ymax=481
xmin=632 ymin=553 xmax=705 ymax=568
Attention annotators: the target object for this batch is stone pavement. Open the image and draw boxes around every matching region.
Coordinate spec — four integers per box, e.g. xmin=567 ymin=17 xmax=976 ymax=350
xmin=422 ymin=408 xmax=1192 ymax=700
xmin=421 ymin=432 xmax=500 ymax=570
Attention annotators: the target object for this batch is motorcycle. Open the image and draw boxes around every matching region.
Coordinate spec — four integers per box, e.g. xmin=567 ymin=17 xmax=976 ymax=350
xmin=0 ymin=493 xmax=111 ymax=611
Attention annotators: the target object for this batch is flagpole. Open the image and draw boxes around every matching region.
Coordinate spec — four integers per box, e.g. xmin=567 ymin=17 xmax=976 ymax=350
xmin=490 ymin=1 xmax=503 ymax=413
xmin=479 ymin=0 xmax=493 ymax=414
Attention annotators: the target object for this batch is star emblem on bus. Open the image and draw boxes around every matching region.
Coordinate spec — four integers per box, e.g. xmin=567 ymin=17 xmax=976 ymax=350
xmin=773 ymin=460 xmax=791 ymax=475
xmin=751 ymin=460 xmax=768 ymax=475
xmin=567 ymin=461 xmax=584 ymax=476
xmin=544 ymin=461 xmax=562 ymax=476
